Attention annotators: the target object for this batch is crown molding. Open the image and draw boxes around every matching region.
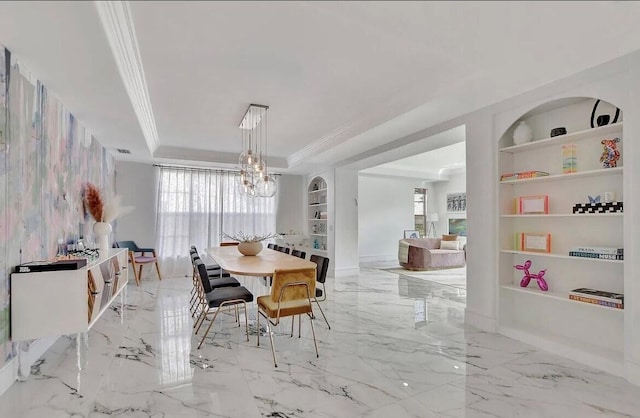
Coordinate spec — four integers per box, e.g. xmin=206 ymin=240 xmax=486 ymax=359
xmin=95 ymin=0 xmax=159 ymax=154
xmin=153 ymin=146 xmax=288 ymax=170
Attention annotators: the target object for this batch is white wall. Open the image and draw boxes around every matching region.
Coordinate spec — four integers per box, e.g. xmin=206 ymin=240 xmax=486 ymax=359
xmin=115 ymin=161 xmax=157 ymax=248
xmin=334 ymin=167 xmax=360 ymax=276
xmin=431 ymin=171 xmax=467 ymax=242
xmin=334 ymin=50 xmax=640 ymax=384
xmin=276 ymin=174 xmax=304 ymax=235
xmin=358 ymin=175 xmax=424 ymax=264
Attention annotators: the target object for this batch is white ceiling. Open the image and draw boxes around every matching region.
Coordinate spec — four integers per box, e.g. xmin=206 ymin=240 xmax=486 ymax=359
xmin=1 ymin=1 xmax=640 ymax=174
xmin=361 ymin=129 xmax=466 ymax=181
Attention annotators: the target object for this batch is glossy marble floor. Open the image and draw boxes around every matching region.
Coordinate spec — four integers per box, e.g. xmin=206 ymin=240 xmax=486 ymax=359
xmin=1 ymin=267 xmax=640 ymax=417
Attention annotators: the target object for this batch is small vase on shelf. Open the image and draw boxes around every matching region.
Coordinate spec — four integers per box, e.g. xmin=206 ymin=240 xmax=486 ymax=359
xmin=93 ymin=221 xmax=112 ymax=258
xmin=513 ymin=121 xmax=533 ymax=145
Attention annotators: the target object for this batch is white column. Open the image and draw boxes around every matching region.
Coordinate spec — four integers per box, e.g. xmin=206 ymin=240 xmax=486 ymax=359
xmin=464 ymin=114 xmax=499 ymax=332
xmin=332 ymin=167 xmax=360 ymax=277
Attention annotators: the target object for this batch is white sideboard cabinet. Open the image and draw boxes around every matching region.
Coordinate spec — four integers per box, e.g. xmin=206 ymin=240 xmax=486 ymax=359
xmin=11 ymin=248 xmax=129 ymax=341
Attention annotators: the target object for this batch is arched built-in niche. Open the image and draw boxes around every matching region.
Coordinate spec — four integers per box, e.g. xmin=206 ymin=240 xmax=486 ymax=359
xmin=308 ymin=176 xmax=328 ymax=255
xmin=497 ymin=97 xmax=625 ymax=376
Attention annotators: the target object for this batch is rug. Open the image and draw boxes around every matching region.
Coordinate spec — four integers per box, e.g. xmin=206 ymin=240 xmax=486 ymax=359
xmin=383 ymin=266 xmax=467 ymax=289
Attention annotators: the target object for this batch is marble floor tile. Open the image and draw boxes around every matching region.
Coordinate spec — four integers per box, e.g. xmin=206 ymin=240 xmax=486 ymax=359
xmin=0 ymin=266 xmax=639 ymax=418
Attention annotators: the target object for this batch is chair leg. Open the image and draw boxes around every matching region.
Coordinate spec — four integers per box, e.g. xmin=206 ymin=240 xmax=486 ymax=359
xmin=257 ymin=310 xmax=261 ymax=347
xmin=198 ymin=307 xmax=222 ymax=349
xmin=257 ymin=310 xmax=278 ymax=367
xmin=243 ymin=303 xmax=249 ymax=342
xmin=268 ymin=319 xmax=278 ymax=367
xmin=154 ymin=261 xmax=162 ymax=280
xmin=129 ymin=252 xmax=141 ymax=286
xmin=308 ymin=312 xmax=319 ymax=359
xmin=298 ymin=315 xmax=301 ymax=338
xmin=194 ymin=304 xmax=209 ymax=333
xmin=313 ymin=298 xmax=331 ymax=329
xmin=291 ymin=316 xmax=294 ymax=337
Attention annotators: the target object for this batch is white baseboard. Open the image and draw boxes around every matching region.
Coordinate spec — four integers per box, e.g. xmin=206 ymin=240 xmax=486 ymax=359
xmin=330 ymin=266 xmax=360 ymax=278
xmin=626 ymin=360 xmax=640 ymax=385
xmin=464 ymin=308 xmax=497 ymax=332
xmin=0 ymin=357 xmax=18 ymax=396
xmin=360 ymin=254 xmax=398 ymax=264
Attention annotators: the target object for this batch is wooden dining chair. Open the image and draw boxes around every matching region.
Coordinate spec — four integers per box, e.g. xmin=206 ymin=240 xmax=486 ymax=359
xmin=116 ymin=241 xmax=162 ymax=286
xmin=257 ymin=267 xmax=319 ymax=367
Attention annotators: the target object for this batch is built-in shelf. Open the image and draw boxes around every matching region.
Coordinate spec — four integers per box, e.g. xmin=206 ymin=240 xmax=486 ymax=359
xmin=500 ymin=167 xmax=622 ymax=185
xmin=500 ymin=213 xmax=623 ymax=218
xmin=308 ymin=176 xmax=329 ymax=256
xmin=501 ymin=284 xmax=624 ymax=312
xmin=497 ymin=99 xmax=626 ymax=380
xmin=500 ymin=123 xmax=623 ymax=154
xmin=500 ymin=250 xmax=624 ymax=263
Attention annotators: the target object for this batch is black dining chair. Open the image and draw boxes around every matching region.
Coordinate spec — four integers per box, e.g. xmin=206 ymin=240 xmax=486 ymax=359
xmin=309 ymin=255 xmax=331 ymax=329
xmin=278 ymin=247 xmax=291 ymax=254
xmin=193 ymin=261 xmax=254 ymax=349
xmin=291 ymin=249 xmax=306 ymax=259
xmin=267 ymin=243 xmax=276 ymax=250
xmin=189 ymin=257 xmax=239 ymax=317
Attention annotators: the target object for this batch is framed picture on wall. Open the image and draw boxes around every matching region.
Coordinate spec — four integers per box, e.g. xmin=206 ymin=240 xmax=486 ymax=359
xmin=404 ymin=230 xmax=420 ymax=239
xmin=448 ymin=218 xmax=467 ymax=236
xmin=446 ymin=193 xmax=466 ymax=212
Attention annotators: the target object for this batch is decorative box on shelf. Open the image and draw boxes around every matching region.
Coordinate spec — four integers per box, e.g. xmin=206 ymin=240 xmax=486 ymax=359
xmin=573 ymin=201 xmax=623 ymax=214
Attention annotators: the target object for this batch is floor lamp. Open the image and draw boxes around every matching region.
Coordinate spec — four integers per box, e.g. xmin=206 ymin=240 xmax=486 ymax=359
xmin=426 ymin=213 xmax=439 ymax=238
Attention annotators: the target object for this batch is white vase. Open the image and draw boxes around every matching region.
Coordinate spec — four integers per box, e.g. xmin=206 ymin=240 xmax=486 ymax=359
xmin=513 ymin=121 xmax=533 ymax=145
xmin=237 ymin=241 xmax=263 ymax=256
xmin=93 ymin=221 xmax=112 ymax=258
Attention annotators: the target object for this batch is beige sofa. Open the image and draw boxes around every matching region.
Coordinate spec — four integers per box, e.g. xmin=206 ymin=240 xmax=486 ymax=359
xmin=398 ymin=238 xmax=466 ymax=271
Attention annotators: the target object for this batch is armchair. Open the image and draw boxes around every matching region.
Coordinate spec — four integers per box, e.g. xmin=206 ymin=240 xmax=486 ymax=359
xmin=115 ymin=241 xmax=162 ymax=286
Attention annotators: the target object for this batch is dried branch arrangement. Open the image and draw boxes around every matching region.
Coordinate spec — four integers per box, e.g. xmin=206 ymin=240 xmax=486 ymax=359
xmin=222 ymin=231 xmax=281 ymax=243
xmin=84 ymin=182 xmax=104 ymax=222
xmin=84 ymin=182 xmax=134 ymax=223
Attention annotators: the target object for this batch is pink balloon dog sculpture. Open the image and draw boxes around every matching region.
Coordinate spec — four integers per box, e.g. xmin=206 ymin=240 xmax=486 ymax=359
xmin=514 ymin=260 xmax=548 ymax=291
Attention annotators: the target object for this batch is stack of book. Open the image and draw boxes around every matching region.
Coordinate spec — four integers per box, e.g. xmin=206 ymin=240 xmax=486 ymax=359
xmin=500 ymin=171 xmax=549 ymax=181
xmin=569 ymin=246 xmax=623 ymax=260
xmin=569 ymin=288 xmax=624 ymax=309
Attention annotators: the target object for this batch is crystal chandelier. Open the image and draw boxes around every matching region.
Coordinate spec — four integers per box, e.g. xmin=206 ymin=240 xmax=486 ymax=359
xmin=237 ymin=104 xmax=277 ymax=198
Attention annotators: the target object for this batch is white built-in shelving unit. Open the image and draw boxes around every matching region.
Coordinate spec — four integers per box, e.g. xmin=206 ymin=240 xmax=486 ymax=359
xmin=308 ymin=176 xmax=328 ymax=255
xmin=498 ymin=97 xmax=625 ymax=376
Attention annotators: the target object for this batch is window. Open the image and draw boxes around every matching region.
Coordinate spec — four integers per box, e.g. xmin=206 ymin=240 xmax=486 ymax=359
xmin=156 ymin=167 xmax=277 ymax=261
xmin=414 ymin=188 xmax=427 ymax=237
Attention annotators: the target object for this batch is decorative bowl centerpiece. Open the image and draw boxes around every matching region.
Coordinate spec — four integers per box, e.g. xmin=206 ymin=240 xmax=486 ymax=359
xmin=222 ymin=232 xmax=281 ymax=256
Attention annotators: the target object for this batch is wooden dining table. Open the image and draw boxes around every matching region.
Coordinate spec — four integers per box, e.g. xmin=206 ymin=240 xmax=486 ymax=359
xmin=205 ymin=246 xmax=316 ymax=277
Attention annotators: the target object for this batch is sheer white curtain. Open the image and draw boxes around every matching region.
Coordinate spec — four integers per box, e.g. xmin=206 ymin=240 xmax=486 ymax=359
xmin=155 ymin=167 xmax=277 ymax=276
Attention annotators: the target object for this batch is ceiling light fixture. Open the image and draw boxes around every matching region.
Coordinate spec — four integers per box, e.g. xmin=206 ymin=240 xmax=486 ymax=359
xmin=237 ymin=104 xmax=277 ymax=198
